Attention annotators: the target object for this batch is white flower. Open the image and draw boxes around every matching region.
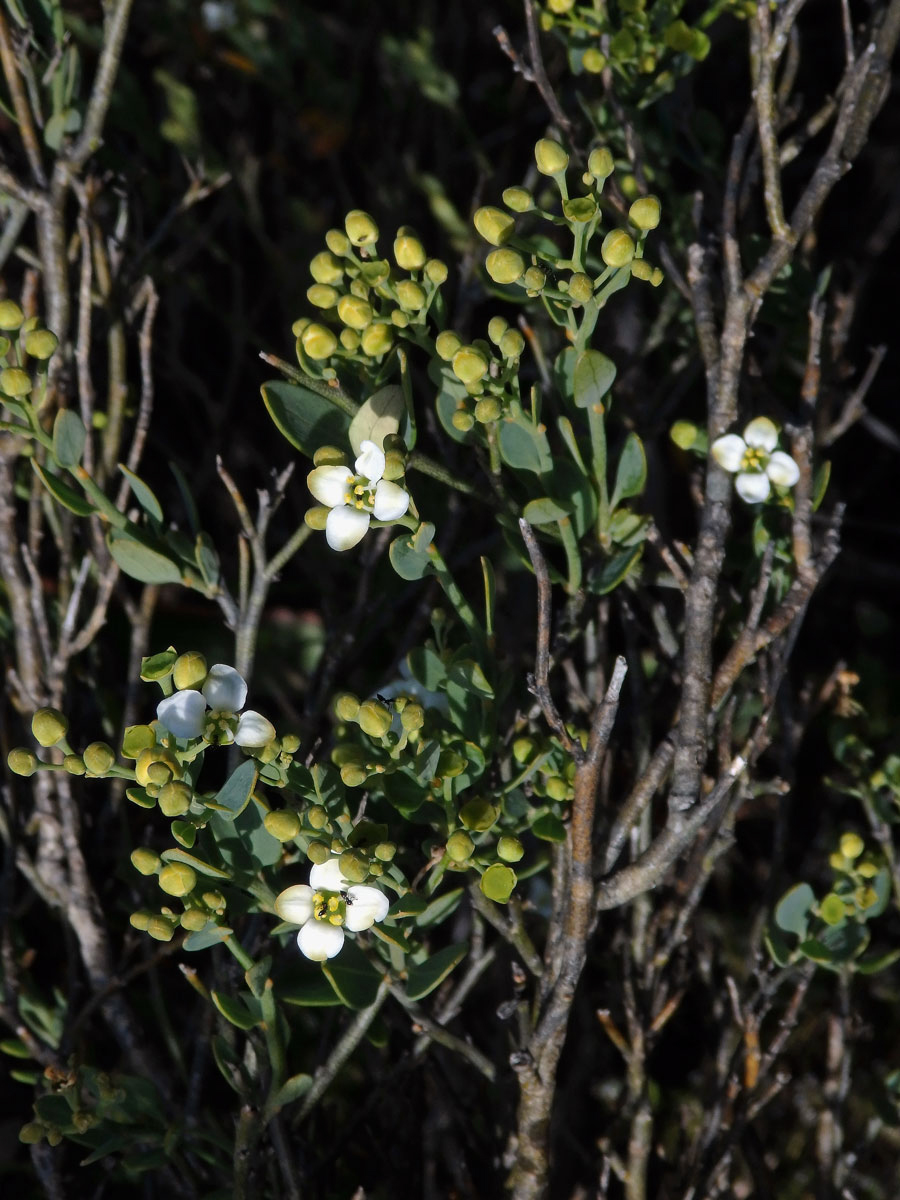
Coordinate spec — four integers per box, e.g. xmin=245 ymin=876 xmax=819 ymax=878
xmin=156 ymin=663 xmax=275 ymax=748
xmin=274 ymin=857 xmax=390 ymax=962
xmin=710 ymin=417 xmax=800 ymax=503
xmin=307 ymin=439 xmax=409 ymax=551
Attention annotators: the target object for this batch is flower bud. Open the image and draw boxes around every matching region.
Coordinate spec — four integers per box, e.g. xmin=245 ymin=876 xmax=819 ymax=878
xmin=374 ymin=841 xmax=396 ymax=862
xmin=650 ymin=267 xmax=664 ymax=287
xmin=545 ymin=776 xmax=569 ymax=801
xmin=360 ymin=322 xmax=393 ymax=357
xmin=631 ymin=259 xmax=652 ymax=281
xmin=131 ymin=848 xmax=161 ymax=876
xmin=159 ymin=863 xmax=196 ymax=897
xmin=512 ymin=736 xmax=536 ymax=764
xmin=358 ymin=698 xmax=393 ymax=738
xmin=264 ymin=809 xmax=302 ymax=841
xmin=129 ymin=910 xmax=152 ymax=931
xmin=488 ymin=317 xmax=508 ymax=344
xmin=460 ymin=797 xmax=499 ymax=832
xmin=425 ymin=259 xmax=448 ymax=285
xmin=435 ymin=330 xmax=462 ymax=361
xmin=473 ymin=206 xmax=515 ymax=247
xmin=304 ymin=505 xmax=330 ymax=530
xmin=497 ymin=836 xmax=525 ymax=863
xmin=361 ymin=259 xmax=390 ymax=287
xmin=203 ymin=890 xmax=226 ymax=911
xmin=300 ymin=323 xmax=338 ymax=361
xmin=336 ymin=330 xmax=358 ymax=354
xmin=173 ymin=652 xmax=208 ymax=692
xmin=502 ymin=186 xmax=533 ymax=213
xmin=610 ymin=29 xmax=637 ymax=59
xmin=394 ymin=227 xmax=427 ymax=271
xmin=0 ymin=368 xmax=31 ymax=397
xmin=587 ymin=147 xmax=614 ymax=180
xmin=568 ymin=273 xmax=594 ymax=303
xmin=64 ymin=754 xmax=85 ymax=775
xmin=159 ymin=780 xmax=192 ymax=817
xmin=523 ymin=267 xmax=546 ymax=292
xmin=340 ymin=763 xmax=369 ymax=788
xmin=32 ymin=707 xmax=68 ymax=747
xmin=485 ymin=249 xmax=525 ymax=285
xmin=310 ymin=250 xmax=344 ymax=283
xmin=0 ymin=299 xmax=24 ymax=329
xmin=499 ymin=329 xmax=525 ymax=359
xmin=146 ymin=916 xmax=176 ymax=942
xmin=83 ymin=742 xmax=116 ymax=775
xmin=839 ymin=832 xmax=864 ymax=860
xmin=563 ymin=196 xmax=597 ymax=223
xmin=447 ymin=831 xmax=475 ymax=862
xmin=8 ymin=748 xmax=38 ymax=776
xmin=395 ymin=280 xmax=426 ymax=311
xmin=382 ymin=448 xmax=406 ymax=480
xmin=400 ymin=702 xmax=425 ymax=733
xmin=451 ymin=409 xmax=475 ymax=433
xmin=629 ymin=195 xmax=661 ymax=232
xmin=325 ymin=228 xmax=351 ymax=256
xmin=391 ymin=309 xmax=410 ymax=328
xmin=339 ymin=849 xmax=369 ymax=882
xmin=334 ymin=694 xmax=361 ymax=724
xmin=548 ymin=0 xmax=574 ymax=10
xmin=345 ymin=209 xmax=379 ymax=247
xmin=583 ymin=49 xmax=606 ymax=73
xmin=534 ymin=138 xmax=569 ymax=175
xmin=24 ymin=329 xmax=58 ymax=359
xmin=337 ymin=294 xmax=373 ymax=330
xmin=601 ymin=229 xmax=635 ymax=267
xmin=121 ymin=725 xmax=156 ymax=763
xmin=475 ymin=396 xmax=502 ymax=424
xmin=292 ymin=318 xmax=310 ymax=338
xmin=19 ymin=1122 xmax=45 ymax=1144
xmin=480 ymin=862 xmax=516 ymax=903
xmin=307 ymin=839 xmax=331 ymax=864
xmin=307 ymin=284 xmax=339 ymax=309
xmin=180 ymin=909 xmax=208 ymax=931
xmin=452 ymin=346 xmax=489 ymax=385
xmin=307 ymin=804 xmax=330 ymax=830
xmin=135 ymin=747 xmax=182 ymax=788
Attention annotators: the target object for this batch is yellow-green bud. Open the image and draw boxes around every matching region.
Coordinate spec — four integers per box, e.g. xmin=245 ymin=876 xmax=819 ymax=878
xmin=374 ymin=841 xmax=396 ymax=862
xmin=32 ymin=707 xmax=68 ymax=747
xmin=0 ymin=299 xmax=24 ymax=330
xmin=129 ymin=910 xmax=152 ymax=931
xmin=512 ymin=737 xmax=536 ymax=764
xmin=475 ymin=396 xmax=502 ymax=423
xmin=264 ymin=810 xmax=302 ymax=841
xmin=631 ymin=259 xmax=652 ymax=281
xmin=452 ymin=346 xmax=489 ymax=385
xmin=180 ymin=910 xmax=209 ymax=931
xmin=523 ymin=267 xmax=546 ymax=292
xmin=358 ymin=698 xmax=393 ymax=738
xmin=435 ymin=330 xmax=462 ymax=361
xmin=460 ymin=797 xmax=499 ymax=832
xmin=203 ymin=890 xmax=226 ymax=911
xmin=394 ymin=227 xmax=427 ymax=271
xmin=480 ymin=862 xmax=517 ymax=903
xmin=395 ymin=280 xmax=426 ymax=311
xmin=488 ymin=316 xmax=508 ymax=344
xmin=360 ymin=322 xmax=393 ymax=357
xmin=361 ymin=259 xmax=390 ymax=286
xmin=305 ymin=505 xmax=330 ymax=530
xmin=340 ymin=763 xmax=369 ymax=788
xmin=857 ymin=860 xmax=879 ymax=879
xmin=0 ymin=368 xmax=31 ymax=397
xmin=19 ymin=1122 xmax=45 ymax=1145
xmin=308 ymin=804 xmax=330 ymax=830
xmin=568 ymin=273 xmax=594 ymax=303
xmin=325 ymin=228 xmax=351 ymax=256
xmin=159 ymin=863 xmax=196 ymax=897
xmin=610 ymin=29 xmax=637 ymax=59
xmin=391 ymin=309 xmax=410 ymax=328
xmin=310 ymin=250 xmax=344 ymax=283
xmin=382 ymin=448 xmax=406 ymax=480
xmin=452 ymin=409 xmax=475 ymax=432
xmin=292 ymin=318 xmax=310 ymax=338
xmin=307 ymin=840 xmax=331 ymax=864
xmin=650 ymin=267 xmax=664 ymax=287
xmin=313 ymin=446 xmax=346 ymax=467
xmin=400 ymin=702 xmax=425 ymax=732
xmin=485 ymin=249 xmax=525 ymax=285
xmin=337 ymin=294 xmax=373 ymax=330
xmin=425 ymin=259 xmax=448 ymax=285
xmin=131 ymin=848 xmax=161 ymax=876
xmin=339 ymin=328 xmax=360 ymax=352
xmin=300 ymin=323 xmax=338 ymax=361
xmin=23 ymin=329 xmax=58 ymax=359
xmin=8 ymin=748 xmax=38 ymax=776
xmin=307 ymin=284 xmax=339 ymax=309
xmin=601 ymin=229 xmax=635 ymax=268
xmin=345 ymin=209 xmax=379 ymax=247
xmin=664 ymin=19 xmax=694 ymax=52
xmin=63 ymin=754 xmax=85 ymax=775
xmin=447 ymin=831 xmax=475 ymax=862
xmin=670 ymin=421 xmax=698 ymax=450
xmin=158 ymin=780 xmax=193 ymax=817
xmin=583 ymin=49 xmax=607 ymax=73
xmin=83 ymin=742 xmax=116 ymax=775
xmin=497 ymin=836 xmax=525 ymax=863
xmin=588 ymin=147 xmax=614 ymax=180
xmin=135 ymin=747 xmax=181 ymax=788
xmin=173 ymin=652 xmax=208 ymax=691
xmin=545 ymin=776 xmax=569 ymax=801
xmin=548 ymin=0 xmax=575 ymax=11
xmin=334 ymin=692 xmax=361 ymax=722
xmin=629 ymin=195 xmax=661 ymax=231
xmin=502 ymin=186 xmax=533 ymax=213
xmin=534 ymin=138 xmax=569 ymax=175
xmin=839 ymin=832 xmax=865 ymax=860
xmin=473 ymin=206 xmax=515 ymax=247
xmin=499 ymin=329 xmax=525 ymax=359
xmin=146 ymin=916 xmax=175 ymax=942
xmin=339 ymin=849 xmax=368 ymax=882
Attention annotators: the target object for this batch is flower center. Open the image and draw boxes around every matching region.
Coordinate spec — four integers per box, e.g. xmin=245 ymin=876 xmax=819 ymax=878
xmin=343 ymin=475 xmax=377 ymax=512
xmin=312 ymin=889 xmax=347 ymax=927
xmin=202 ymin=710 xmax=239 ymax=746
xmin=740 ymin=447 xmax=768 ymax=472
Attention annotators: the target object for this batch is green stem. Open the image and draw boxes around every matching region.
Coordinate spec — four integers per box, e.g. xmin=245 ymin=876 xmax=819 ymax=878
xmin=427 ymin=542 xmax=483 ymax=645
xmin=587 ymin=403 xmax=610 ymax=541
xmin=557 ymin=517 xmax=582 ymax=594
xmin=224 ymin=935 xmax=255 ymax=971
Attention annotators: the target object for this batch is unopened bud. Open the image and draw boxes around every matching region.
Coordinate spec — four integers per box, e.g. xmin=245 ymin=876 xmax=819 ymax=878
xmin=394 ymin=227 xmax=426 ymax=271
xmin=314 ymin=445 xmax=347 ymax=466
xmin=83 ymin=742 xmax=116 ymax=775
xmin=8 ymin=748 xmax=38 ymax=776
xmin=435 ymin=330 xmax=462 ymax=361
xmin=339 ymin=328 xmax=360 ymax=352
xmin=583 ymin=49 xmax=606 ymax=73
xmin=460 ymin=797 xmax=499 ymax=831
xmin=452 ymin=346 xmax=489 ymax=385
xmin=534 ymin=138 xmax=569 ymax=175
xmin=135 ymin=747 xmax=181 ymax=788
xmin=131 ymin=848 xmax=161 ymax=876
xmin=395 ymin=280 xmax=426 ymax=311
xmin=568 ymin=273 xmax=594 ymax=303
xmin=357 ymin=699 xmax=393 ymax=738
xmin=502 ymin=186 xmax=532 ymax=213
xmin=307 ymin=804 xmax=330 ymax=830
xmin=473 ymin=206 xmax=515 ymax=247
xmin=337 ymin=294 xmax=373 ymax=330
xmin=523 ymin=267 xmax=546 ymax=292
xmin=382 ymin=448 xmax=406 ymax=481
xmin=374 ymin=841 xmax=396 ymax=862
xmin=0 ymin=299 xmax=24 ymax=329
xmin=158 ymin=863 xmax=196 ymax=897
xmin=601 ymin=229 xmax=635 ymax=268
xmin=129 ymin=910 xmax=152 ymax=931
xmin=334 ymin=692 xmax=361 ymax=722
xmin=300 ymin=323 xmax=338 ymax=361
xmin=339 ymin=849 xmax=369 ymax=882
xmin=24 ymin=329 xmax=58 ymax=359
xmin=499 ymin=329 xmax=525 ymax=359
xmin=475 ymin=396 xmax=502 ymax=423
xmin=587 ymin=147 xmax=614 ymax=180
xmin=146 ymin=916 xmax=176 ymax=942
xmin=650 ymin=267 xmax=664 ymax=287
xmin=488 ymin=316 xmax=508 ymax=344
xmin=264 ymin=810 xmax=302 ymax=841
xmin=180 ymin=910 xmax=209 ymax=931
xmin=391 ymin=309 xmax=410 ymax=328
xmin=485 ymin=249 xmax=525 ymax=285
xmin=548 ymin=0 xmax=575 ymax=10
xmin=447 ymin=831 xmax=475 ymax=862
xmin=0 ymin=368 xmax=31 ymax=397
xmin=32 ymin=707 xmax=68 ymax=747
xmin=631 ymin=259 xmax=652 ymax=281
xmin=324 ymin=228 xmax=351 ymax=256
xmin=451 ymin=409 xmax=475 ymax=432
xmin=173 ymin=652 xmax=207 ymax=691
xmin=345 ymin=210 xmax=379 ymax=247
xmin=63 ymin=754 xmax=85 ymax=775
xmin=159 ymin=780 xmax=193 ymax=817
xmin=340 ymin=763 xmax=369 ymax=788
xmin=563 ymin=196 xmax=597 ymax=223
xmin=310 ymin=250 xmax=344 ymax=283
xmin=424 ymin=259 xmax=448 ymax=285
xmin=307 ymin=840 xmax=331 ymax=864
xmin=360 ymin=322 xmax=393 ymax=357
xmin=307 ymin=284 xmax=339 ymax=309
xmin=497 ymin=836 xmax=525 ymax=863
xmin=839 ymin=832 xmax=864 ymax=860
xmin=400 ymin=702 xmax=425 ymax=733
xmin=629 ymin=195 xmax=661 ymax=231
xmin=545 ymin=776 xmax=569 ymax=801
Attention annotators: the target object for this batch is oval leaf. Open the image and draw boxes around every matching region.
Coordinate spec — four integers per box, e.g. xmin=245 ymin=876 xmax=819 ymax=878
xmin=405 ymin=943 xmax=468 ymax=1001
xmin=32 ymin=460 xmax=95 ymax=516
xmin=52 ymin=409 xmax=86 ymax=467
xmin=522 ymin=496 xmax=570 ymax=525
xmin=390 ymin=529 xmax=434 ymax=580
xmin=348 ymin=385 xmax=405 ymax=454
xmin=499 ymin=414 xmax=553 ymax=474
xmin=573 ymin=349 xmax=616 ymax=410
xmin=107 ymin=529 xmax=184 ymax=584
xmin=610 ymin=433 xmax=647 ymax=509
xmin=774 ymin=882 xmax=815 ymax=937
xmin=262 ymin=380 xmax=351 ymax=458
xmin=118 ymin=464 xmax=163 ymax=522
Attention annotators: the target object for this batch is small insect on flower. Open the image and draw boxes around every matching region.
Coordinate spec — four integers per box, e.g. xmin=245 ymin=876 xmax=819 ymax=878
xmin=274 ymin=857 xmax=390 ymax=961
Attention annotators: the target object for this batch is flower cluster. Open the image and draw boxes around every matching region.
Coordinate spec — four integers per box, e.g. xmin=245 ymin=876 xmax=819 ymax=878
xmin=710 ymin=417 xmax=800 ymax=503
xmin=156 ymin=663 xmax=275 ymax=748
xmin=274 ymin=857 xmax=390 ymax=961
xmin=307 ymin=439 xmax=409 ymax=550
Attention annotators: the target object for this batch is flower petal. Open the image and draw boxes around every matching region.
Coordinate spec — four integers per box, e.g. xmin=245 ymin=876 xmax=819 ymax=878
xmin=308 ymin=465 xmax=352 ymax=508
xmin=297 ymin=920 xmax=344 ymax=961
xmin=735 ymin=472 xmax=771 ymax=503
xmin=372 ymin=479 xmax=410 ymax=522
xmin=743 ymin=416 xmax=778 ymax=451
xmin=355 ymin=440 xmax=385 ymax=483
xmin=235 ymin=710 xmax=276 ymax=748
xmin=274 ymin=884 xmax=314 ymax=925
xmin=325 ymin=505 xmax=370 ymax=551
xmin=202 ymin=664 xmax=248 ymax=713
xmin=345 ymin=884 xmax=390 ymax=931
xmin=309 ymin=857 xmax=347 ymax=892
xmin=157 ymin=690 xmax=207 ymax=739
xmin=766 ymin=450 xmax=799 ymax=488
xmin=710 ymin=434 xmax=746 ymax=473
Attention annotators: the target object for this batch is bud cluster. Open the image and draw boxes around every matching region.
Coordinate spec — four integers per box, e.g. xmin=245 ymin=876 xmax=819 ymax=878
xmin=0 ymin=299 xmax=60 ymax=407
xmin=436 ymin=317 xmax=526 ymax=430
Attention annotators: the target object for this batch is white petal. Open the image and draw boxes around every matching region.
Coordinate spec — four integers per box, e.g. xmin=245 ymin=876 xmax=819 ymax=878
xmin=344 ymin=885 xmax=390 ymax=931
xmin=735 ymin=472 xmax=771 ymax=503
xmin=743 ymin=416 xmax=778 ymax=451
xmin=202 ymin=664 xmax=248 ymax=713
xmin=355 ymin=440 xmax=385 ymax=483
xmin=274 ymin=884 xmax=314 ymax=925
xmin=297 ymin=920 xmax=345 ymax=961
xmin=372 ymin=480 xmax=410 ymax=522
xmin=308 ymin=465 xmax=352 ymax=508
xmin=710 ymin=434 xmax=746 ymax=473
xmin=157 ymin=690 xmax=207 ymax=739
xmin=235 ymin=710 xmax=276 ymax=748
xmin=766 ymin=450 xmax=799 ymax=488
xmin=309 ymin=858 xmax=347 ymax=892
xmin=325 ymin=505 xmax=370 ymax=551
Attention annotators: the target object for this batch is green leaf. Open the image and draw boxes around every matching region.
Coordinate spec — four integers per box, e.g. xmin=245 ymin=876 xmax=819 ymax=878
xmin=390 ymin=894 xmax=427 ymax=918
xmin=211 ymin=991 xmax=259 ymax=1030
xmin=348 ymin=385 xmax=405 ymax=453
xmin=52 ymin=409 xmax=86 ymax=467
xmin=194 ymin=532 xmax=219 ymax=588
xmin=265 ymin=1073 xmax=313 ymax=1116
xmin=118 ymin=464 xmax=163 ymax=522
xmin=864 ymin=867 xmax=892 ymax=919
xmin=800 ymin=921 xmax=869 ymax=965
xmin=610 ymin=433 xmax=647 ymax=509
xmin=140 ymin=648 xmax=177 ymax=680
xmin=32 ymin=461 xmax=95 ymax=517
xmin=390 ymin=524 xmax=435 ymax=580
xmin=499 ymin=413 xmax=553 ymax=474
xmin=211 ymin=760 xmax=257 ymax=820
xmin=522 ymin=496 xmax=570 ymax=525
xmin=573 ymin=349 xmax=616 ymax=410
xmin=433 ymin=364 xmax=472 ymax=444
xmin=532 ymin=813 xmax=567 ymax=842
xmin=261 ymin=380 xmax=351 ymax=458
xmin=764 ymin=924 xmax=794 ymax=967
xmin=812 ymin=460 xmax=831 ymax=512
xmin=774 ymin=882 xmax=815 ymax=937
xmin=244 ymin=956 xmax=273 ymax=1000
xmin=447 ymin=657 xmax=493 ymax=697
xmin=588 ymin=546 xmax=642 ymax=594
xmin=414 ymin=887 xmax=464 ymax=927
xmin=322 ymin=940 xmax=382 ymax=1009
xmin=44 ymin=106 xmax=81 ymax=150
xmin=480 ymin=863 xmax=517 ymax=903
xmin=107 ymin=528 xmax=184 ymax=585
xmin=183 ymin=923 xmax=232 ymax=952
xmin=855 ymin=948 xmax=900 ymax=975
xmin=405 ymin=943 xmax=468 ymax=1001
xmin=211 ymin=1034 xmax=249 ymax=1094
xmin=407 ymin=646 xmax=446 ymax=692
xmin=160 ymin=848 xmax=229 ymax=878
xmin=280 ymin=965 xmax=345 ymax=1007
